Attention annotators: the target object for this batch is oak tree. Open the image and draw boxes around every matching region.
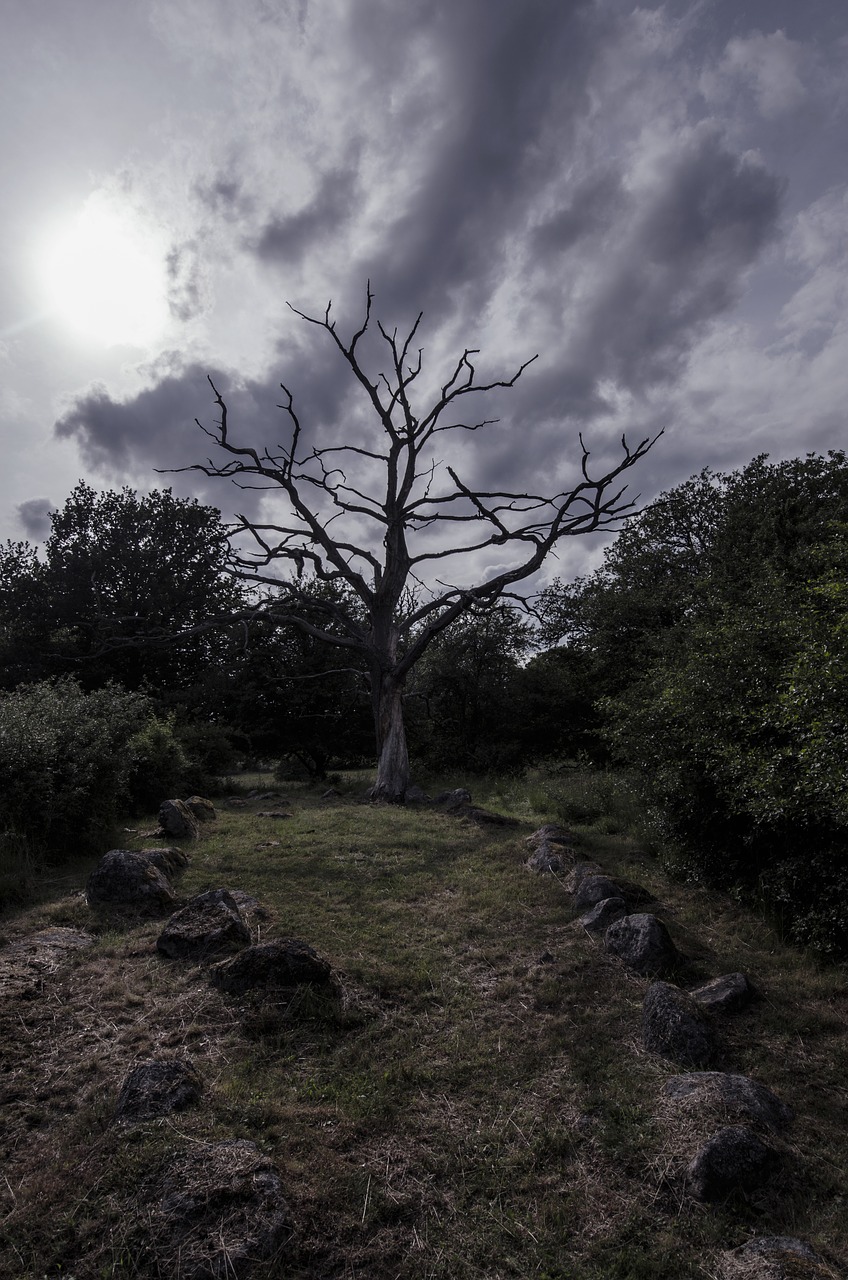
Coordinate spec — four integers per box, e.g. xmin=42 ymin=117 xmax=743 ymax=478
xmin=185 ymin=287 xmax=658 ymax=801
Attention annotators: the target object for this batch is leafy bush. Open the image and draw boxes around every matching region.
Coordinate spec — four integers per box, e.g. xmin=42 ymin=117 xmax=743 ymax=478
xmin=126 ymin=714 xmax=192 ymax=812
xmin=0 ymin=677 xmax=148 ymax=865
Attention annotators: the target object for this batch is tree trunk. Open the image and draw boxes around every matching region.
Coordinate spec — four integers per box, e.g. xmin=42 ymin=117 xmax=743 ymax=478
xmin=370 ymin=671 xmax=410 ymax=803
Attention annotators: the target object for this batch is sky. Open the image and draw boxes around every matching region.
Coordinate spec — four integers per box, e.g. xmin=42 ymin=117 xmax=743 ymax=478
xmin=2 ymin=0 xmax=847 ymax=588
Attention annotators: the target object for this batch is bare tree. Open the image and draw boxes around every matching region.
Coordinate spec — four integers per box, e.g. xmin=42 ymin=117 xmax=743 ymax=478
xmin=183 ymin=286 xmax=659 ymax=801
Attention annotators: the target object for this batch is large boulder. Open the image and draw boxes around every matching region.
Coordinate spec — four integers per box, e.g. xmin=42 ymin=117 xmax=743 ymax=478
xmin=643 ymin=981 xmax=718 ymax=1067
xmin=527 ymin=842 xmax=569 ymax=874
xmin=156 ymin=889 xmax=251 ymax=960
xmin=433 ymin=788 xmax=472 ymax=810
xmin=86 ymin=850 xmax=176 ymax=915
xmin=689 ymin=972 xmax=755 ymax=1013
xmin=210 ymin=939 xmax=336 ymax=997
xmin=114 ymin=1059 xmax=202 ymax=1124
xmin=155 ymin=1139 xmax=290 ymax=1277
xmin=604 ymin=913 xmax=679 ymax=977
xmin=688 ymin=1125 xmax=778 ymax=1201
xmin=663 ymin=1072 xmax=793 ymax=1132
xmin=573 ymin=874 xmax=623 ymax=911
xmin=140 ymin=846 xmax=190 ymax=879
xmin=158 ymin=799 xmax=200 ymax=840
xmin=526 ymin=824 xmax=573 ymax=848
xmin=580 ymin=896 xmax=627 ymax=934
xmin=184 ymin=795 xmax=216 ymax=822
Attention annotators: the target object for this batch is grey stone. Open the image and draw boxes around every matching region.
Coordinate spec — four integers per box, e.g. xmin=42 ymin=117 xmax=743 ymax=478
xmin=688 ymin=1125 xmax=777 ymax=1200
xmin=573 ymin=874 xmax=622 ymax=911
xmin=140 ymin=846 xmax=190 ymax=879
xmin=156 ymin=889 xmax=251 ymax=960
xmin=114 ymin=1059 xmax=202 ymax=1123
xmin=526 ymin=824 xmax=573 ymax=848
xmin=86 ymin=850 xmax=176 ymax=915
xmin=605 ymin=913 xmax=679 ymax=977
xmin=690 ymin=972 xmax=755 ymax=1013
xmin=563 ymin=862 xmax=603 ymax=892
xmin=643 ymin=981 xmax=718 ymax=1066
xmin=433 ymin=788 xmax=472 ymax=809
xmin=184 ymin=795 xmax=216 ymax=822
xmin=157 ymin=1139 xmax=290 ymax=1278
xmin=664 ymin=1072 xmax=793 ymax=1131
xmin=580 ymin=896 xmax=627 ymax=933
xmin=527 ymin=842 xmax=568 ymax=873
xmin=210 ymin=939 xmax=336 ymax=997
xmin=717 ymin=1238 xmax=839 ymax=1280
xmin=405 ymin=785 xmax=431 ymax=804
xmin=158 ymin=799 xmax=200 ymax=840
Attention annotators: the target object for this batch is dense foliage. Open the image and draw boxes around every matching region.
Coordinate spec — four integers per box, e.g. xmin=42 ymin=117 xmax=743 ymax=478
xmin=540 ymin=452 xmax=848 ymax=954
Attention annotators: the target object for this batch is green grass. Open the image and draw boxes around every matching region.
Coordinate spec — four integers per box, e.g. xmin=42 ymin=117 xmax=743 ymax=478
xmin=0 ymin=773 xmax=845 ymax=1278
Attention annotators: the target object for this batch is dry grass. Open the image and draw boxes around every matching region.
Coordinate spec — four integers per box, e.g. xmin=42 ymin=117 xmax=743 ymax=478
xmin=0 ymin=774 xmax=845 ymax=1278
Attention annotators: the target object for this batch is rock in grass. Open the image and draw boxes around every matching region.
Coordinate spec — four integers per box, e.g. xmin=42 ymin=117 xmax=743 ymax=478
xmin=573 ymin=874 xmax=623 ymax=911
xmin=580 ymin=896 xmax=627 ymax=934
xmin=156 ymin=1139 xmax=290 ymax=1277
xmin=527 ymin=842 xmax=569 ymax=873
xmin=688 ymin=1125 xmax=777 ymax=1201
xmin=717 ymin=1238 xmax=840 ymax=1279
xmin=526 ymin=824 xmax=573 ymax=848
xmin=689 ymin=972 xmax=755 ymax=1013
xmin=114 ymin=1059 xmax=202 ymax=1123
xmin=140 ymin=847 xmax=190 ymax=879
xmin=210 ymin=939 xmax=336 ymax=997
xmin=156 ymin=889 xmax=250 ymax=960
xmin=184 ymin=795 xmax=216 ymax=822
xmin=663 ymin=1072 xmax=793 ymax=1131
xmin=158 ymin=799 xmax=199 ymax=840
xmin=86 ymin=850 xmax=176 ymax=915
xmin=604 ymin=913 xmax=679 ymax=977
xmin=643 ymin=981 xmax=718 ymax=1067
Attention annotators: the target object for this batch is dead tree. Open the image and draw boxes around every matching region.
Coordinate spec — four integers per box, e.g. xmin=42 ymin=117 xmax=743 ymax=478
xmin=183 ymin=286 xmax=659 ymax=801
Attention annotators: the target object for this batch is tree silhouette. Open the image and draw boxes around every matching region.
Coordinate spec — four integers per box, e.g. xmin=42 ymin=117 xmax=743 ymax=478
xmin=183 ymin=286 xmax=659 ymax=800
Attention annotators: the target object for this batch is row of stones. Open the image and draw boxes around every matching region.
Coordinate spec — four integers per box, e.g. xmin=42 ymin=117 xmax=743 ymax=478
xmin=525 ymin=824 xmax=838 ymax=1280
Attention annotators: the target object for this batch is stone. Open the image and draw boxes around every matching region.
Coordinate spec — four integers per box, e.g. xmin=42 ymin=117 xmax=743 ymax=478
xmin=321 ymin=787 xmax=341 ymax=799
xmin=140 ymin=846 xmax=190 ymax=879
xmin=717 ymin=1238 xmax=839 ymax=1280
xmin=224 ymin=796 xmax=249 ymax=808
xmin=526 ymin=842 xmax=568 ymax=873
xmin=562 ymin=862 xmax=603 ymax=892
xmin=690 ymin=972 xmax=755 ymax=1013
xmin=405 ymin=784 xmax=431 ymax=804
xmin=86 ymin=850 xmax=176 ymax=915
xmin=158 ymin=799 xmax=200 ymax=840
xmin=184 ymin=795 xmax=216 ymax=822
xmin=580 ymin=896 xmax=627 ymax=933
xmin=643 ymin=981 xmax=718 ymax=1067
xmin=433 ymin=788 xmax=472 ymax=809
xmin=663 ymin=1072 xmax=793 ymax=1131
xmin=114 ymin=1059 xmax=202 ymax=1123
xmin=573 ymin=874 xmax=623 ymax=911
xmin=156 ymin=1139 xmax=290 ymax=1277
xmin=526 ymin=824 xmax=573 ymax=848
xmin=210 ymin=939 xmax=337 ymax=996
xmin=156 ymin=889 xmax=251 ymax=960
xmin=688 ymin=1125 xmax=777 ymax=1201
xmin=605 ymin=913 xmax=679 ymax=977
xmin=256 ymin=810 xmax=292 ymax=819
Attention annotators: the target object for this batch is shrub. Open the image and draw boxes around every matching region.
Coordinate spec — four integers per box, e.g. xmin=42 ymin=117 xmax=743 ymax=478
xmin=0 ymin=677 xmax=148 ymax=865
xmin=126 ymin=714 xmax=191 ymax=812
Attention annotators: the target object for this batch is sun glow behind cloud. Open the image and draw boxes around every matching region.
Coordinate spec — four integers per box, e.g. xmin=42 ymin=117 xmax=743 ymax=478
xmin=36 ymin=196 xmax=169 ymax=348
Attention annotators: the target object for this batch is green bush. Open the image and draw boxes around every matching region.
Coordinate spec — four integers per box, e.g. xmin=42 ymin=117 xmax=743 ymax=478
xmin=126 ymin=714 xmax=192 ymax=812
xmin=0 ymin=677 xmax=148 ymax=866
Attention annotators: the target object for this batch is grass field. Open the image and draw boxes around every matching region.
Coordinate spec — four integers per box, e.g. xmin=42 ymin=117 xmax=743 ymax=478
xmin=0 ymin=771 xmax=845 ymax=1278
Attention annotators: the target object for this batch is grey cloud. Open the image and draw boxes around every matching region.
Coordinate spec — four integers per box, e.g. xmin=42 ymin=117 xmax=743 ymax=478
xmin=534 ymin=171 xmax=626 ymax=253
xmin=17 ymin=497 xmax=55 ymax=539
xmin=568 ymin=128 xmax=784 ymax=392
xmin=251 ymin=162 xmax=361 ymax=264
xmin=166 ymin=240 xmax=205 ymax=323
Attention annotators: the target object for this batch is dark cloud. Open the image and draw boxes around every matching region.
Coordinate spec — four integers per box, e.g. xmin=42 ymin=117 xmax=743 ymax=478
xmin=251 ymin=162 xmax=361 ymax=264
xmin=566 ymin=128 xmax=784 ymax=393
xmin=534 ymin=171 xmax=626 ymax=254
xmin=166 ymin=240 xmax=205 ymax=323
xmin=17 ymin=497 xmax=55 ymax=540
